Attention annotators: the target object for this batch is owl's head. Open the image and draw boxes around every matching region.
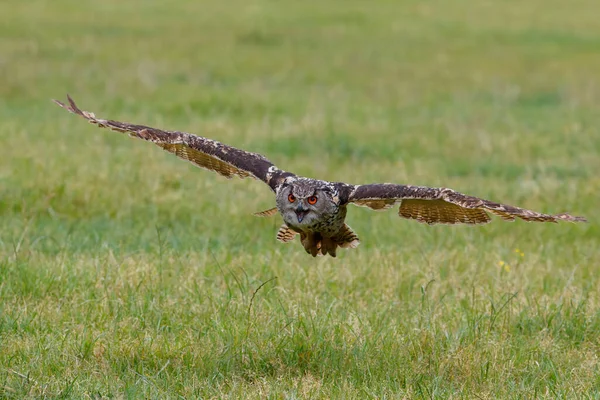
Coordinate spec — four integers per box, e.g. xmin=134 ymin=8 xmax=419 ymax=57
xmin=277 ymin=180 xmax=338 ymax=228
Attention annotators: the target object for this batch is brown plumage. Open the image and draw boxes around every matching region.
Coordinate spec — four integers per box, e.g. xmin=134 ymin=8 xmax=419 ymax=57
xmin=54 ymin=95 xmax=587 ymax=257
xmin=349 ymin=184 xmax=586 ymax=225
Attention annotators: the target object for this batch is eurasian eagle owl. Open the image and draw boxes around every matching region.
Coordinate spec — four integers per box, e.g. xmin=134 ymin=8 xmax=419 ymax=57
xmin=54 ymin=96 xmax=586 ymax=257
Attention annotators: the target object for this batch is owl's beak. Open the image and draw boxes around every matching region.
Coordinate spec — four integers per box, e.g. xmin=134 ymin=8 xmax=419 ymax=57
xmin=295 ymin=205 xmax=308 ymax=223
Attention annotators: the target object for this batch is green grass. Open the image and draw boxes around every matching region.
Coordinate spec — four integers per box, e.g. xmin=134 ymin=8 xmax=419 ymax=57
xmin=1 ymin=0 xmax=599 ymax=397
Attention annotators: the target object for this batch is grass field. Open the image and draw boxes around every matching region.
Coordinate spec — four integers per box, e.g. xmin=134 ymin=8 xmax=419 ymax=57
xmin=1 ymin=0 xmax=599 ymax=398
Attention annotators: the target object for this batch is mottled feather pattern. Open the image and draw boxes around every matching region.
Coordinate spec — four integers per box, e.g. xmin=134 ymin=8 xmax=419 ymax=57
xmin=399 ymin=199 xmax=491 ymax=225
xmin=351 ymin=198 xmax=397 ymax=210
xmin=253 ymin=207 xmax=279 ymax=217
xmin=334 ymin=224 xmax=361 ymax=248
xmin=55 ymin=96 xmax=586 ymax=257
xmin=276 ymin=225 xmax=297 ymax=243
xmin=349 ymin=184 xmax=586 ymax=225
xmin=52 ymin=95 xmax=291 ymax=191
xmin=295 ymin=224 xmax=359 ymax=257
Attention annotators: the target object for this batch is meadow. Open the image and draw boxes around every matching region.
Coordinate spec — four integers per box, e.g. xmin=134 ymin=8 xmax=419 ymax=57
xmin=1 ymin=0 xmax=599 ymax=398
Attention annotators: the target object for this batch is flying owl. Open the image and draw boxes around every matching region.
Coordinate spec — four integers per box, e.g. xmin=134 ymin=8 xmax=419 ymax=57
xmin=54 ymin=96 xmax=586 ymax=257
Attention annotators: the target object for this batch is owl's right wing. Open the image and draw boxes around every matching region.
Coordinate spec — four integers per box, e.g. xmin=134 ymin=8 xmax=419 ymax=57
xmin=53 ymin=95 xmax=294 ymax=192
xmin=348 ymin=184 xmax=586 ymax=225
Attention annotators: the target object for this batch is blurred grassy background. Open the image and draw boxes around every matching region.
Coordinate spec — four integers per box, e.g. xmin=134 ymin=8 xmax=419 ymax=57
xmin=1 ymin=0 xmax=599 ymax=398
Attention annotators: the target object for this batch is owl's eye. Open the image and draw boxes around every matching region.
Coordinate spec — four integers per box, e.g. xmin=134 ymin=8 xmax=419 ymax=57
xmin=307 ymin=196 xmax=318 ymax=205
xmin=288 ymin=194 xmax=296 ymax=203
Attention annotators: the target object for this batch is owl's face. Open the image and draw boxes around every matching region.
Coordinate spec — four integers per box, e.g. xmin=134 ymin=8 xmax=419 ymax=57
xmin=277 ymin=182 xmax=337 ymax=230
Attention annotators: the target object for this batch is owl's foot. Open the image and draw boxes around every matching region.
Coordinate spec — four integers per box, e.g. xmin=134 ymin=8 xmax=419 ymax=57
xmin=298 ymin=225 xmax=361 ymax=257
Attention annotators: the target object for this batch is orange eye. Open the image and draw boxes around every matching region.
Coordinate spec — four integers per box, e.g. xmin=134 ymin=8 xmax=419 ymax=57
xmin=307 ymin=196 xmax=318 ymax=205
xmin=288 ymin=193 xmax=296 ymax=203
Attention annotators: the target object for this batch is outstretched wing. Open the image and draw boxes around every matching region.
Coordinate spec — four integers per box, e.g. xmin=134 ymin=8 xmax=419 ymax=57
xmin=348 ymin=184 xmax=586 ymax=225
xmin=53 ymin=95 xmax=293 ymax=192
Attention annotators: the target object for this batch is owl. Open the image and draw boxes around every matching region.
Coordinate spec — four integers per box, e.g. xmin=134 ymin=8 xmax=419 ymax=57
xmin=54 ymin=96 xmax=586 ymax=257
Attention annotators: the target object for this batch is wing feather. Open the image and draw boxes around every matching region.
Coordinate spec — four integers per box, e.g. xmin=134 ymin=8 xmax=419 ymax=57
xmin=276 ymin=224 xmax=298 ymax=243
xmin=349 ymin=184 xmax=586 ymax=225
xmin=253 ymin=207 xmax=279 ymax=217
xmin=53 ymin=95 xmax=293 ymax=191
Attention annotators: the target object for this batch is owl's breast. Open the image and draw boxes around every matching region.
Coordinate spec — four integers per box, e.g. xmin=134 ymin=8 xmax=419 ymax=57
xmin=284 ymin=206 xmax=347 ymax=238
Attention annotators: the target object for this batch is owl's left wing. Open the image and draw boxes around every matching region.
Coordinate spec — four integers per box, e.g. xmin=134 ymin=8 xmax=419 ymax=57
xmin=348 ymin=184 xmax=586 ymax=225
xmin=53 ymin=95 xmax=293 ymax=192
